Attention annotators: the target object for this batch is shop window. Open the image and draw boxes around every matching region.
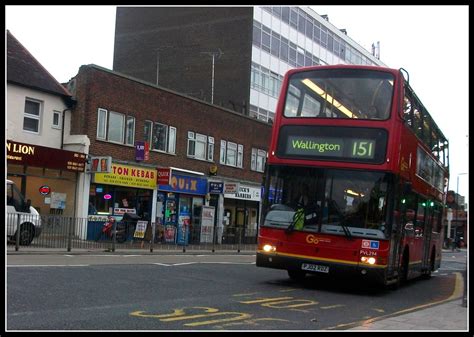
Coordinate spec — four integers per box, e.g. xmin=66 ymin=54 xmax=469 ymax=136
xmin=23 ymin=98 xmax=42 ymax=134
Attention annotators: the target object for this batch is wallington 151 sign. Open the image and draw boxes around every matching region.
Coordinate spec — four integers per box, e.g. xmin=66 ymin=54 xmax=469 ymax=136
xmin=7 ymin=139 xmax=87 ymax=172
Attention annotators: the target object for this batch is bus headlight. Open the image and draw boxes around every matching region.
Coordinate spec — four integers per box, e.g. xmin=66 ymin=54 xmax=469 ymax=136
xmin=360 ymin=256 xmax=376 ymax=265
xmin=263 ymin=244 xmax=276 ymax=253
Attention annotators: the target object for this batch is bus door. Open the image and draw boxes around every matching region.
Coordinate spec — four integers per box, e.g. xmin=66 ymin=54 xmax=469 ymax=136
xmin=387 ymin=184 xmax=403 ymax=277
xmin=421 ymin=203 xmax=434 ymax=271
xmin=412 ymin=202 xmax=426 ymax=272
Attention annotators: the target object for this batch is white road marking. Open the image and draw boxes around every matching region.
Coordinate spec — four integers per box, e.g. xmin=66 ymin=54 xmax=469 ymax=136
xmin=8 ymin=264 xmax=90 ymax=267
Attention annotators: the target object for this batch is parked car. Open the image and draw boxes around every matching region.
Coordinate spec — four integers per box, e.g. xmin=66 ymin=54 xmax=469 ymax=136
xmin=6 ymin=179 xmax=42 ymax=245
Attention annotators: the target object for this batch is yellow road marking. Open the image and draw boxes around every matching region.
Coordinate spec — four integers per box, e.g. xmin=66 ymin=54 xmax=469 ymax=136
xmin=239 ymin=297 xmax=293 ymax=304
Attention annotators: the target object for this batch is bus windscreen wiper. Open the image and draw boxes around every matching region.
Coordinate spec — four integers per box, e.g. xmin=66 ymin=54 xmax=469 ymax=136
xmin=339 ymin=218 xmax=353 ymax=240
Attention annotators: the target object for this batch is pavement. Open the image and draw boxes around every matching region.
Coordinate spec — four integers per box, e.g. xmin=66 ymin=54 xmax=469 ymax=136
xmin=6 ymin=246 xmax=468 ymax=332
xmin=348 ymin=298 xmax=467 ymax=331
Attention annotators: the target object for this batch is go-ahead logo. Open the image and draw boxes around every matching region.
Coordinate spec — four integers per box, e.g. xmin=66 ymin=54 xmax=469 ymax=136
xmin=306 ymin=234 xmax=331 ymax=245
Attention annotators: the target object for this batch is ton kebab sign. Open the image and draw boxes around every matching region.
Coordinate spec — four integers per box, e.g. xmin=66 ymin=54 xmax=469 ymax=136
xmin=7 ymin=139 xmax=86 ymax=172
xmin=94 ymin=163 xmax=157 ymax=189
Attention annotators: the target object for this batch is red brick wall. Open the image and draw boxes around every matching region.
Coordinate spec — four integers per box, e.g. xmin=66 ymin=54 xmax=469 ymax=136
xmin=71 ymin=65 xmax=272 ymax=184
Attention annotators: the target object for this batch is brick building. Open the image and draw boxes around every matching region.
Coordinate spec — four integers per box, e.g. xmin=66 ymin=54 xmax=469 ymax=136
xmin=68 ymin=64 xmax=271 ymax=244
xmin=113 ymin=7 xmax=385 ymax=122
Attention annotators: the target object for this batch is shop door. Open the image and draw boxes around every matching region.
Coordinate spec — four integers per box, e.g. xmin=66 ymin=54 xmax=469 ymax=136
xmin=236 ymin=208 xmax=247 ymax=243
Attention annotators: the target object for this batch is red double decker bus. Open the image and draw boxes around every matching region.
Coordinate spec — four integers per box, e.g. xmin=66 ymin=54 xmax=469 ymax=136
xmin=256 ymin=65 xmax=449 ymax=288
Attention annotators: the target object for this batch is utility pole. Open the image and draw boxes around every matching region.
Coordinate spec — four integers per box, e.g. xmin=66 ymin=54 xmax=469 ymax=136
xmin=200 ymin=48 xmax=223 ymax=104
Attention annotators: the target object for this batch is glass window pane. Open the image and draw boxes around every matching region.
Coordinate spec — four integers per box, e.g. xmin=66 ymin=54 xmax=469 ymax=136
xmin=23 ymin=117 xmax=39 ymax=132
xmin=97 ymin=108 xmax=107 ymax=139
xmin=108 ymin=111 xmax=124 ymax=143
xmin=126 ymin=116 xmax=135 ymax=145
xmin=25 ymin=100 xmax=40 ymax=116
xmin=168 ymin=126 xmax=176 ymax=154
xmin=153 ymin=123 xmax=168 ymax=151
xmin=144 ymin=120 xmax=153 ymax=144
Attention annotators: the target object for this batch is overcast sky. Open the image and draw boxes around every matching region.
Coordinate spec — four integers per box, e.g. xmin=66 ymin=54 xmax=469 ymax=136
xmin=6 ymin=5 xmax=469 ymax=203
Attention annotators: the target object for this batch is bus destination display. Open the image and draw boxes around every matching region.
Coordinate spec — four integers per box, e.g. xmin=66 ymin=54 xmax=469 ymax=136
xmin=277 ymin=125 xmax=387 ymax=164
xmin=287 ymin=136 xmax=375 ymax=159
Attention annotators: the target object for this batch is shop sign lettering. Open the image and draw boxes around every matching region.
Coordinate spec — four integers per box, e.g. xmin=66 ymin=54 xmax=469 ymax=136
xmin=7 ymin=139 xmax=86 ymax=172
xmin=158 ymin=173 xmax=208 ymax=195
xmin=94 ymin=163 xmax=157 ymax=189
xmin=224 ymin=185 xmax=261 ymax=201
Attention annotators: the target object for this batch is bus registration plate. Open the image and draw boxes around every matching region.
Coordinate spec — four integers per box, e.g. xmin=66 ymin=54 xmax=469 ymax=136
xmin=301 ymin=263 xmax=329 ymax=273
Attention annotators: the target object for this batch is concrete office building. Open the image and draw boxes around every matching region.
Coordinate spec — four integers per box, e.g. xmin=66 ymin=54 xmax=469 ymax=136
xmin=113 ymin=6 xmax=386 ymax=123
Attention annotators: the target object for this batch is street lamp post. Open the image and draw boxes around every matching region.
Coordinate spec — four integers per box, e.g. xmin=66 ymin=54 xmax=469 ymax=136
xmin=451 ymin=172 xmax=468 ymax=247
xmin=456 ymin=172 xmax=468 ymax=210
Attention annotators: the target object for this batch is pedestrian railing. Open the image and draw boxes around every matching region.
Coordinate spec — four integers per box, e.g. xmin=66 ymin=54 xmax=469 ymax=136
xmin=6 ymin=214 xmax=258 ymax=253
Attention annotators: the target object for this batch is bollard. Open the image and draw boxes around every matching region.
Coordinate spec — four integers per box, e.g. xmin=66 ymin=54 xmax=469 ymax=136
xmin=111 ymin=218 xmax=117 ymax=252
xmin=67 ymin=217 xmax=73 ymax=252
xmin=15 ymin=215 xmax=21 ymax=251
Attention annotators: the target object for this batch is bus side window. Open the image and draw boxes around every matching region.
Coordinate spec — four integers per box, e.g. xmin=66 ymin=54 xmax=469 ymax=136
xmin=403 ymin=96 xmax=413 ymax=128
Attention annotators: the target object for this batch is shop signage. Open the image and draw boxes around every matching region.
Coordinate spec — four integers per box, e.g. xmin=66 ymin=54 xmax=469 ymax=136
xmin=39 ymin=185 xmax=51 ymax=195
xmin=157 ymin=168 xmax=172 ymax=185
xmin=208 ymin=181 xmax=224 ymax=194
xmin=158 ymin=173 xmax=208 ymax=195
xmin=7 ymin=139 xmax=86 ymax=172
xmin=225 ymin=185 xmax=261 ymax=201
xmin=200 ymin=206 xmax=215 ymax=243
xmin=224 ymin=182 xmax=240 ymax=194
xmin=135 ymin=141 xmax=150 ymax=161
xmin=94 ymin=163 xmax=157 ymax=189
xmin=113 ymin=208 xmax=137 ymax=215
xmin=90 ymin=156 xmax=112 ymax=173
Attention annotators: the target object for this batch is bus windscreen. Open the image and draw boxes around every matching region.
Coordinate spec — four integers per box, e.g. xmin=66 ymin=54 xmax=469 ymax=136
xmin=283 ymin=68 xmax=394 ymax=120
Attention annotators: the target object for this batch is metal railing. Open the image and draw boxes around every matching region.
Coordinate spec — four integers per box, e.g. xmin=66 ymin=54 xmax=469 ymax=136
xmin=6 ymin=214 xmax=258 ymax=253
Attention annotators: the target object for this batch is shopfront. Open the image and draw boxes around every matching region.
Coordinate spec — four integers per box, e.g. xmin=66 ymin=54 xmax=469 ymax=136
xmin=156 ymin=170 xmax=208 ymax=245
xmin=87 ymin=162 xmax=157 ymax=240
xmin=6 ymin=139 xmax=86 ymax=217
xmin=223 ymin=183 xmax=261 ymax=244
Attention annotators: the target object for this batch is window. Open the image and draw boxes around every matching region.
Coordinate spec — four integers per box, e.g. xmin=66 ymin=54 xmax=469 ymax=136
xmin=97 ymin=108 xmax=107 ymax=140
xmin=52 ymin=111 xmax=61 ymax=129
xmin=96 ymin=108 xmax=136 ymax=146
xmin=220 ymin=140 xmax=244 ymax=168
xmin=147 ymin=122 xmax=176 ymax=154
xmin=153 ymin=122 xmax=168 ymax=152
xmin=251 ymin=148 xmax=267 ymax=172
xmin=125 ymin=116 xmax=135 ymax=145
xmin=144 ymin=120 xmax=153 ymax=145
xmin=23 ymin=98 xmax=41 ymax=133
xmin=108 ymin=111 xmax=125 ymax=143
xmin=188 ymin=132 xmax=213 ymax=161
